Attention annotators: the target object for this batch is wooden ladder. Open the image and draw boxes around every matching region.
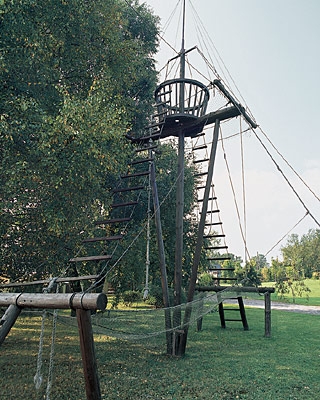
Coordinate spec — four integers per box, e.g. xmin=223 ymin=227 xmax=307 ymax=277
xmin=218 ymin=296 xmax=249 ymax=330
xmin=68 ymin=112 xmax=163 ymax=272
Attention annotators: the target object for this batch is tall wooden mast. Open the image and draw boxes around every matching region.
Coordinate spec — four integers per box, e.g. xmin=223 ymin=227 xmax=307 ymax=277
xmin=173 ymin=0 xmax=186 ymax=331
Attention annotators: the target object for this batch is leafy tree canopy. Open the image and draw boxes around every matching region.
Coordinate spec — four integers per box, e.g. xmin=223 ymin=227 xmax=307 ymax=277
xmin=0 ymin=0 xmax=159 ymax=281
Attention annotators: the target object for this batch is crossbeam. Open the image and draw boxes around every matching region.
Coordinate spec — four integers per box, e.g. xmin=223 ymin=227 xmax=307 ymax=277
xmin=0 ymin=274 xmax=100 ymax=289
xmin=196 ymin=285 xmax=275 ymax=293
xmin=0 ymin=292 xmax=107 ymax=310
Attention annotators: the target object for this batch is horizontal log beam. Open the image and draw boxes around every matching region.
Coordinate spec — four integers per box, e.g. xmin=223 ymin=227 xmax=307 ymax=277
xmin=0 ymin=292 xmax=107 ymax=311
xmin=0 ymin=275 xmax=100 ymax=289
xmin=196 ymin=285 xmax=275 ymax=293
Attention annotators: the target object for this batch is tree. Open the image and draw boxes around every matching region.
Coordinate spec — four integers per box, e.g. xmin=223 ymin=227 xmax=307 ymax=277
xmin=0 ymin=0 xmax=159 ymax=281
xmin=281 ymin=230 xmax=320 ymax=279
xmin=269 ymin=258 xmax=311 ymax=303
xmin=235 ymin=259 xmax=262 ymax=287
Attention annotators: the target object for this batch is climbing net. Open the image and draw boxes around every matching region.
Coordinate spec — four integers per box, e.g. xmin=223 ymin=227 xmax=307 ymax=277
xmin=53 ymin=286 xmax=262 ymax=344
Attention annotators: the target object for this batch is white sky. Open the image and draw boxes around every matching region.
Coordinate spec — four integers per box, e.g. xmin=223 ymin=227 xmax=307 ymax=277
xmin=144 ymin=0 xmax=320 ymax=263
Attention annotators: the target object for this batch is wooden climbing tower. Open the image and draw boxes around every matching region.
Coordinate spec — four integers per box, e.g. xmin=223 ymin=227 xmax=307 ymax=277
xmin=139 ymin=0 xmax=258 ymax=356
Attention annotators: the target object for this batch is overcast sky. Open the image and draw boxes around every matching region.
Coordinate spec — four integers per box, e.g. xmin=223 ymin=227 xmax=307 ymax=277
xmin=144 ymin=0 xmax=320 ymax=263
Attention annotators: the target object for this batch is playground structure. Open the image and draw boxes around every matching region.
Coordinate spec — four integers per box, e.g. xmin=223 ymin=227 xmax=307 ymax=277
xmin=0 ymin=1 xmax=273 ymax=390
xmin=2 ymin=1 xmax=320 ymax=399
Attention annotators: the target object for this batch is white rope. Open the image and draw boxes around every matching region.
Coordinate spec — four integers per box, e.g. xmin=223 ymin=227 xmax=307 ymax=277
xmin=34 ymin=310 xmax=46 ymax=390
xmin=33 ymin=278 xmax=58 ymax=395
xmin=45 ymin=308 xmax=58 ymax=400
xmin=44 ymin=281 xmax=59 ymax=400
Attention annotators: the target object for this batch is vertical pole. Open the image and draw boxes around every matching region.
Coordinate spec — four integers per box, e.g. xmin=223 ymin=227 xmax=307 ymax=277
xmin=149 ymin=151 xmax=173 ymax=354
xmin=264 ymin=291 xmax=271 ymax=337
xmin=218 ymin=302 xmax=226 ymax=329
xmin=179 ymin=120 xmax=220 ymax=355
xmin=143 ymin=157 xmax=152 ymax=300
xmin=237 ymin=296 xmax=249 ymax=331
xmin=173 ymin=128 xmax=185 ymax=355
xmin=76 ymin=309 xmax=101 ymax=400
xmin=0 ymin=305 xmax=21 ymax=346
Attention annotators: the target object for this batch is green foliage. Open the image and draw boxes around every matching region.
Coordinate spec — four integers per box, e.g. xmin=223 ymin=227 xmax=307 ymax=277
xmin=312 ymin=271 xmax=320 ymax=280
xmin=122 ymin=290 xmax=142 ymax=306
xmin=0 ymin=0 xmax=159 ymax=280
xmin=266 ymin=230 xmax=320 ymax=301
xmin=281 ymin=229 xmax=320 ymax=278
xmin=268 ymin=258 xmax=311 ymax=302
xmin=235 ymin=260 xmax=262 ymax=287
xmin=197 ymin=272 xmax=214 ymax=286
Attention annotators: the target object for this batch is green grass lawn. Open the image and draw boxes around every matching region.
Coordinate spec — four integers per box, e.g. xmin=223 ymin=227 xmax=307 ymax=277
xmin=263 ymin=279 xmax=320 ymax=306
xmin=0 ymin=306 xmax=319 ymax=400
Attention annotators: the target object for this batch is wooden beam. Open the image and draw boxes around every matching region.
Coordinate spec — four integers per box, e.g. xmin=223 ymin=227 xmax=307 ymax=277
xmin=69 ymin=255 xmax=112 ymax=263
xmin=0 ymin=275 xmax=100 ymax=289
xmin=77 ymin=309 xmax=101 ymax=400
xmin=196 ymin=285 xmax=275 ymax=293
xmin=0 ymin=292 xmax=107 ymax=310
xmin=0 ymin=305 xmax=21 ymax=346
xmin=264 ymin=291 xmax=272 ymax=337
xmin=212 ymin=80 xmax=258 ymax=129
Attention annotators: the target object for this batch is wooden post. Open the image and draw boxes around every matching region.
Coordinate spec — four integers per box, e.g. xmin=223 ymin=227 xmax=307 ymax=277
xmin=237 ymin=297 xmax=249 ymax=331
xmin=264 ymin=291 xmax=271 ymax=337
xmin=0 ymin=305 xmax=21 ymax=346
xmin=179 ymin=120 xmax=220 ymax=355
xmin=150 ymin=151 xmax=172 ymax=354
xmin=77 ymin=309 xmax=101 ymax=400
xmin=218 ymin=303 xmax=226 ymax=329
xmin=173 ymin=128 xmax=185 ymax=356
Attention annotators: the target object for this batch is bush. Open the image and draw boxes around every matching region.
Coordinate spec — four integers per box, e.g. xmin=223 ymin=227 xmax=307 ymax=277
xmin=122 ymin=290 xmax=142 ymax=307
xmin=144 ymin=286 xmax=186 ymax=308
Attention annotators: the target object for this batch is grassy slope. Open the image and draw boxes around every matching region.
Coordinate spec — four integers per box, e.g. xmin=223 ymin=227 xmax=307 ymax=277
xmin=263 ymin=279 xmax=320 ymax=306
xmin=0 ymin=308 xmax=319 ymax=400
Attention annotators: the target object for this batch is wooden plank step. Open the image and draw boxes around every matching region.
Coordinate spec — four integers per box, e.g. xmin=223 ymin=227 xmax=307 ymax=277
xmin=214 ymin=276 xmax=237 ymax=280
xmin=69 ymin=255 xmax=112 ymax=263
xmin=193 ymin=158 xmax=209 ymax=164
xmin=209 ymin=268 xmax=235 ymax=271
xmin=194 ymin=132 xmax=205 ymax=137
xmin=204 ymin=234 xmax=225 ymax=238
xmin=150 ymin=110 xmax=167 ymax=118
xmin=224 ymin=318 xmax=243 ymax=322
xmin=205 ymin=245 xmax=228 ymax=250
xmin=145 ymin=121 xmax=164 ymax=129
xmin=198 ymin=197 xmax=217 ymax=202
xmin=111 ymin=201 xmax=138 ymax=208
xmin=94 ymin=217 xmax=131 ymax=225
xmin=193 ymin=144 xmax=207 ymax=151
xmin=130 ymin=158 xmax=154 ymax=165
xmin=204 ymin=222 xmax=222 ymax=227
xmin=194 ymin=172 xmax=208 ymax=177
xmin=205 ymin=209 xmax=220 ymax=214
xmin=113 ymin=185 xmax=144 ymax=193
xmin=121 ymin=171 xmax=149 ymax=178
xmin=135 ymin=145 xmax=158 ymax=153
xmin=82 ymin=235 xmax=123 ymax=243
